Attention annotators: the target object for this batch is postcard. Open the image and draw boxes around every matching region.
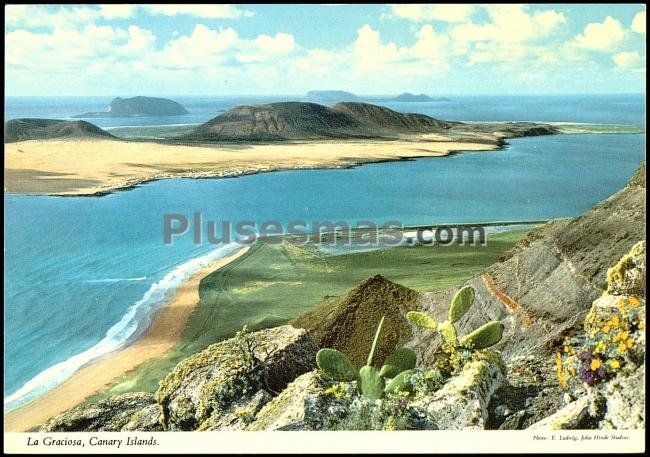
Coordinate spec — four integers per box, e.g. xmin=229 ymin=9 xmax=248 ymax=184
xmin=3 ymin=3 xmax=646 ymax=454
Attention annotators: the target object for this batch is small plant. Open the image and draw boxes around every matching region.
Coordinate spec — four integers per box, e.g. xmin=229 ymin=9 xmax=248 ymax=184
xmin=316 ymin=316 xmax=417 ymax=400
xmin=557 ymin=295 xmax=645 ymax=390
xmin=406 ymin=286 xmax=504 ymax=374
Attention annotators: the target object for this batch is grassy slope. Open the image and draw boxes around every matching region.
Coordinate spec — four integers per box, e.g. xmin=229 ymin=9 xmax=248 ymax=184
xmin=87 ymin=229 xmax=528 ymax=400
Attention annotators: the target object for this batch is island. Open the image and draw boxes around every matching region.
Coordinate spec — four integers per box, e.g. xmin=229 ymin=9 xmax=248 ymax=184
xmin=73 ymin=96 xmax=189 ymax=118
xmin=5 ymin=100 xmax=558 ymax=196
xmin=390 ymin=92 xmax=450 ymax=102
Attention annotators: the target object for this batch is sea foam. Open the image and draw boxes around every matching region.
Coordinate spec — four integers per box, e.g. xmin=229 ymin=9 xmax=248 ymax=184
xmin=4 ymin=242 xmax=243 ymax=411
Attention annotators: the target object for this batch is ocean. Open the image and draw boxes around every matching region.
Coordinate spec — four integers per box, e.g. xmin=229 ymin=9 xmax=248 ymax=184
xmin=3 ymin=94 xmax=646 ymax=410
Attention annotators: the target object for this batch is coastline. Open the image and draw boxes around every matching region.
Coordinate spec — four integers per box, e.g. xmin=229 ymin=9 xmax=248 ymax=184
xmin=3 ymin=246 xmax=251 ymax=432
xmin=4 ymin=138 xmax=499 ymax=196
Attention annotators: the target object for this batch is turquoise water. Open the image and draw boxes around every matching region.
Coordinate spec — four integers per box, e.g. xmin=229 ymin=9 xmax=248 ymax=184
xmin=3 ymin=95 xmax=646 ymax=410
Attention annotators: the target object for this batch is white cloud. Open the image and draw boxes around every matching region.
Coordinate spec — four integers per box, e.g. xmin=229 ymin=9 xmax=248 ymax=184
xmin=613 ymin=51 xmax=645 ymax=71
xmin=99 ymin=4 xmax=136 ymax=19
xmin=631 ymin=10 xmax=646 ymax=34
xmin=5 ymin=5 xmax=100 ymax=29
xmin=159 ymin=25 xmax=239 ymax=69
xmin=389 ymin=4 xmax=475 ymax=23
xmin=142 ymin=5 xmax=253 ymax=19
xmin=451 ymin=5 xmax=566 ymax=44
xmin=238 ymin=33 xmax=296 ymax=63
xmin=120 ymin=26 xmax=156 ymax=55
xmin=574 ymin=16 xmax=626 ymax=52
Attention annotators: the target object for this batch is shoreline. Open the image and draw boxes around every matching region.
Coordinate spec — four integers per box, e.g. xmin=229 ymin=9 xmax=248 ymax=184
xmin=4 ymin=138 xmax=500 ymax=197
xmin=3 ymin=246 xmax=251 ymax=432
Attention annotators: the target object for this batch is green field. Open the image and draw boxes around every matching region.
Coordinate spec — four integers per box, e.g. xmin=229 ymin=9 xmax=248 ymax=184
xmin=88 ymin=229 xmax=530 ymax=401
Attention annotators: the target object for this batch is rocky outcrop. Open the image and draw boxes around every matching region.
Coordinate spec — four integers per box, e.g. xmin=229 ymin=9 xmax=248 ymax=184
xmin=526 ymin=240 xmax=645 ymax=430
xmin=410 ymin=353 xmax=505 ymax=429
xmin=41 ymin=392 xmax=162 ymax=432
xmin=155 ymin=325 xmax=318 ymax=430
xmin=4 ymin=118 xmax=116 ymax=143
xmin=246 ymin=371 xmax=342 ymax=431
xmin=74 ymin=96 xmax=188 ymax=118
xmin=598 ymin=365 xmax=645 ymax=429
xmin=291 ymin=275 xmax=420 ymax=368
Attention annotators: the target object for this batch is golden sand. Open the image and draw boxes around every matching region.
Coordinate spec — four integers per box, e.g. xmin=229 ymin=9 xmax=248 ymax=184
xmin=4 ymin=138 xmax=497 ymax=195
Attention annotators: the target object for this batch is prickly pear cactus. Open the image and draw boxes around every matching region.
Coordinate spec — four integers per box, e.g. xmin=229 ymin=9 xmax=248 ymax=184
xmin=359 ymin=365 xmax=385 ymax=400
xmin=316 ymin=348 xmax=358 ymax=381
xmin=460 ymin=321 xmax=504 ymax=349
xmin=406 ymin=311 xmax=437 ymax=329
xmin=379 ymin=347 xmax=417 ymax=378
xmin=438 ymin=320 xmax=459 ymax=347
xmin=384 ymin=369 xmax=417 ymax=395
xmin=448 ymin=286 xmax=475 ymax=323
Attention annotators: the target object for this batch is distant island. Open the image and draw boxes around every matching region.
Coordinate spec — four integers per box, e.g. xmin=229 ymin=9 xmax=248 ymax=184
xmin=390 ymin=93 xmax=450 ymax=102
xmin=306 ymin=90 xmax=359 ymax=102
xmin=73 ymin=96 xmax=189 ymax=118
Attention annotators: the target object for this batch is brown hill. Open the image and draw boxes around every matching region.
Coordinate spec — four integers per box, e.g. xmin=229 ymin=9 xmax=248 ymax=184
xmin=186 ymin=101 xmax=557 ymax=143
xmin=4 ymin=118 xmax=116 ymax=143
xmin=291 ymin=274 xmax=420 ymax=368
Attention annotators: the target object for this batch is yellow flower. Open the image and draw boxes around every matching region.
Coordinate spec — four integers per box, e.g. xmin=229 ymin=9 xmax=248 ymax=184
xmin=618 ymin=342 xmax=628 ymax=353
xmin=590 ymin=358 xmax=602 ymax=371
xmin=609 ymin=360 xmax=621 ymax=370
xmin=602 ymin=325 xmax=611 ymax=334
xmin=626 ymin=338 xmax=634 ymax=348
xmin=612 ymin=316 xmax=620 ymax=328
xmin=629 ymin=297 xmax=640 ymax=307
xmin=594 ymin=341 xmax=607 ymax=353
xmin=619 ymin=332 xmax=629 ymax=341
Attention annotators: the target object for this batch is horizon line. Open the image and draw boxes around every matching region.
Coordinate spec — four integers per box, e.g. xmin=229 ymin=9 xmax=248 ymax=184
xmin=5 ymin=92 xmax=646 ymax=98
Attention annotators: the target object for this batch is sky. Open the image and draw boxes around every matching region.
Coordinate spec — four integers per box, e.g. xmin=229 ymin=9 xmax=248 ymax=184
xmin=4 ymin=4 xmax=647 ymax=96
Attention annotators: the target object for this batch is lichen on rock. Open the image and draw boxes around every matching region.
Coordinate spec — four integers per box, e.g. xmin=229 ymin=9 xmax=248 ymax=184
xmin=41 ymin=392 xmax=160 ymax=432
xmin=155 ymin=325 xmax=317 ymax=430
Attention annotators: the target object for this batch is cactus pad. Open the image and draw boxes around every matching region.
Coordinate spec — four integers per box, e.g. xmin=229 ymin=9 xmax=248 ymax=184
xmin=448 ymin=286 xmax=475 ymax=323
xmin=316 ymin=348 xmax=358 ymax=381
xmin=406 ymin=311 xmax=438 ymax=329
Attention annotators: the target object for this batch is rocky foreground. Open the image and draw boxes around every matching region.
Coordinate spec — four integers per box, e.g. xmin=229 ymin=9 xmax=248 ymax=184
xmin=39 ymin=164 xmax=645 ymax=432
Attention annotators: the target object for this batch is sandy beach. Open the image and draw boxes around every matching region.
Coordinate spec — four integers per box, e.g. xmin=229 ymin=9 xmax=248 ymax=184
xmin=4 ymin=138 xmax=498 ymax=196
xmin=3 ymin=246 xmax=250 ymax=432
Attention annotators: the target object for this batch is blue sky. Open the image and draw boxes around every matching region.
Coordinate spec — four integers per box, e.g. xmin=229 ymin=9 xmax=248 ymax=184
xmin=4 ymin=4 xmax=647 ymax=96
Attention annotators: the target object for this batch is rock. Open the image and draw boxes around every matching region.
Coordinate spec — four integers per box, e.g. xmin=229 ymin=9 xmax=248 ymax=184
xmin=410 ymin=353 xmax=505 ymax=429
xmin=606 ymin=240 xmax=645 ymax=296
xmin=198 ymin=390 xmax=273 ymax=431
xmin=599 ymin=365 xmax=645 ymax=429
xmin=155 ymin=325 xmax=318 ymax=430
xmin=527 ymin=396 xmax=593 ymax=430
xmin=247 ymin=371 xmax=356 ymax=431
xmin=494 ymin=405 xmax=511 ymax=416
xmin=121 ymin=403 xmax=164 ymax=432
xmin=41 ymin=392 xmax=158 ymax=432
